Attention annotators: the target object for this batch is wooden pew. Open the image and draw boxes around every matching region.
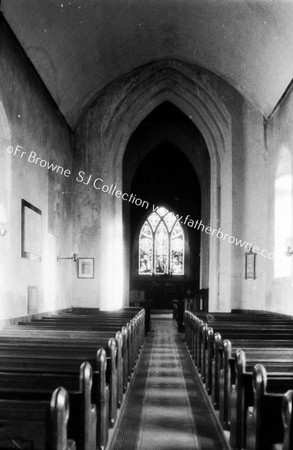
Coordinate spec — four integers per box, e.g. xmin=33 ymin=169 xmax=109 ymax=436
xmin=0 ymin=330 xmax=118 ymax=425
xmin=0 ymin=308 xmax=145 ymax=450
xmin=246 ymin=364 xmax=293 ymax=450
xmin=184 ymin=310 xmax=293 ymax=377
xmin=0 ymin=386 xmax=74 ymax=450
xmin=184 ymin=311 xmax=293 ymax=450
xmin=281 ymin=389 xmax=293 ymax=450
xmin=201 ymin=322 xmax=293 ymax=377
xmin=61 ymin=306 xmax=146 ymax=370
xmin=194 ymin=311 xmax=292 ymax=323
xmin=53 ymin=308 xmax=146 ymax=350
xmin=9 ymin=322 xmax=130 ymax=397
xmin=185 ymin=310 xmax=293 ymax=368
xmin=12 ymin=306 xmax=146 ymax=401
xmin=17 ymin=314 xmax=143 ymax=378
xmin=194 ymin=318 xmax=293 ymax=396
xmin=222 ymin=344 xmax=293 ymax=430
xmin=0 ymin=362 xmax=96 ymax=450
xmin=0 ymin=336 xmax=109 ymax=450
xmin=214 ymin=337 xmax=293 ymax=417
xmin=216 ymin=339 xmax=293 ymax=430
xmin=17 ymin=319 xmax=135 ymax=380
xmin=184 ymin=310 xmax=293 ymax=358
xmin=230 ymin=351 xmax=293 ymax=450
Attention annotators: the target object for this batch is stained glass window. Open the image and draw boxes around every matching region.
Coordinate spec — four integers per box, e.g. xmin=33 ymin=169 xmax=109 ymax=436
xmin=170 ymin=226 xmax=184 ymax=275
xmin=164 ymin=212 xmax=177 ymax=231
xmin=139 ymin=221 xmax=153 ymax=274
xmin=138 ymin=207 xmax=184 ymax=275
xmin=155 ymin=222 xmax=168 ymax=274
xmin=148 ymin=213 xmax=160 ymax=231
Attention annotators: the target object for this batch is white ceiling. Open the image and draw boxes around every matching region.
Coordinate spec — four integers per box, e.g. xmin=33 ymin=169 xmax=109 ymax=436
xmin=2 ymin=0 xmax=293 ymax=127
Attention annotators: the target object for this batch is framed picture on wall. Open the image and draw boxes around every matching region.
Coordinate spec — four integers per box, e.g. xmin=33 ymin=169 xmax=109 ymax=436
xmin=245 ymin=249 xmax=256 ymax=279
xmin=21 ymin=200 xmax=42 ymax=261
xmin=78 ymin=258 xmax=95 ymax=279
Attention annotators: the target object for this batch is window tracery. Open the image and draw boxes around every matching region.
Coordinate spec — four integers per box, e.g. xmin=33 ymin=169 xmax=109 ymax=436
xmin=139 ymin=207 xmax=184 ymax=275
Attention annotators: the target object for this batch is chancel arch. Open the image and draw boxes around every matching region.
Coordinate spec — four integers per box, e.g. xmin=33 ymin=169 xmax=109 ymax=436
xmin=74 ymin=60 xmax=234 ymax=311
xmin=122 ymin=103 xmax=209 ymax=306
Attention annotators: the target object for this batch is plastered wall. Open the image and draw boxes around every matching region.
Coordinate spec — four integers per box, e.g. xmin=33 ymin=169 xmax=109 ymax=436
xmin=73 ymin=60 xmax=249 ymax=311
xmin=230 ymin=103 xmax=269 ymax=311
xmin=0 ymin=20 xmax=74 ymax=318
xmin=227 ymin=90 xmax=293 ymax=315
xmin=266 ymin=86 xmax=293 ymax=314
xmin=2 ymin=14 xmax=290 ymax=316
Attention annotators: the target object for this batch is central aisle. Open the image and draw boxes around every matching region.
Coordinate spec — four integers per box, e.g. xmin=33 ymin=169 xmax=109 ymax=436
xmin=109 ymin=317 xmax=229 ymax=450
xmin=138 ymin=321 xmax=199 ymax=449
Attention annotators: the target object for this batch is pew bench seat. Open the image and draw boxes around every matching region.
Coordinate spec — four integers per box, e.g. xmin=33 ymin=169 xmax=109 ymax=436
xmin=0 ymin=387 xmax=73 ymax=450
xmin=246 ymin=365 xmax=293 ymax=450
xmin=0 ymin=362 xmax=96 ymax=450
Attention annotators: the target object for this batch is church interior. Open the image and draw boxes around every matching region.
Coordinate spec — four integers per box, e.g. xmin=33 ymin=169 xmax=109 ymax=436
xmin=0 ymin=1 xmax=293 ymax=449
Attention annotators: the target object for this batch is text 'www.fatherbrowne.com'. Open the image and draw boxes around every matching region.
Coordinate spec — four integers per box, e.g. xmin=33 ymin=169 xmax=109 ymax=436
xmin=155 ymin=206 xmax=274 ymax=260
xmin=7 ymin=145 xmax=274 ymax=260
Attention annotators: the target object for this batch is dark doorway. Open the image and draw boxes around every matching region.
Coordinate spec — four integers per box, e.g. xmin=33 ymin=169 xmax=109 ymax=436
xmin=123 ymin=102 xmax=210 ymax=309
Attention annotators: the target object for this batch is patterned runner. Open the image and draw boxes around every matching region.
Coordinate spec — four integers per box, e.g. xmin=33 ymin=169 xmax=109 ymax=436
xmin=110 ymin=318 xmax=229 ymax=450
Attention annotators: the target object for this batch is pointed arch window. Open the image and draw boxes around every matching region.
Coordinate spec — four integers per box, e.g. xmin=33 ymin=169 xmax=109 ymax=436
xmin=139 ymin=206 xmax=184 ymax=275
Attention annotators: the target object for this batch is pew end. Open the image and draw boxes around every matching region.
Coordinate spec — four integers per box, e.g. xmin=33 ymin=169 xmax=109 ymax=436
xmin=246 ymin=364 xmax=286 ymax=450
xmin=95 ymin=348 xmax=109 ymax=450
xmin=282 ymin=389 xmax=293 ymax=450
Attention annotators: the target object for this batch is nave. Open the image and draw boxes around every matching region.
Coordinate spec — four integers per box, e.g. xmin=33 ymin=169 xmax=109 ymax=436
xmin=0 ymin=304 xmax=292 ymax=449
xmin=109 ymin=315 xmax=228 ymax=450
xmin=1 ymin=3 xmax=293 ymax=449
xmin=0 ymin=307 xmax=145 ymax=450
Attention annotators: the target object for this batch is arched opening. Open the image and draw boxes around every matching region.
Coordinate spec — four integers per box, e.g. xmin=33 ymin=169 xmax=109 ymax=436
xmin=123 ymin=102 xmax=209 ymax=309
xmin=274 ymin=147 xmax=292 ymax=278
xmin=95 ymin=62 xmax=231 ymax=311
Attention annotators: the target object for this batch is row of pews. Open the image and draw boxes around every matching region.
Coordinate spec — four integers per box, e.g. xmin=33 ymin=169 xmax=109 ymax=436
xmin=0 ymin=306 xmax=145 ymax=450
xmin=172 ymin=294 xmax=208 ymax=331
xmin=185 ymin=310 xmax=293 ymax=450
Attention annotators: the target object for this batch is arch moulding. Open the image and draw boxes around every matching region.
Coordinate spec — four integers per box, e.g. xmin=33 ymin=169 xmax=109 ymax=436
xmin=88 ymin=60 xmax=233 ymax=311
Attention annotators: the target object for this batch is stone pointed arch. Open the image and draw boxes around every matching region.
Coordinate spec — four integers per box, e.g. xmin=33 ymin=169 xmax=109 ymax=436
xmin=100 ymin=60 xmax=231 ymax=167
xmin=75 ymin=60 xmax=234 ymax=311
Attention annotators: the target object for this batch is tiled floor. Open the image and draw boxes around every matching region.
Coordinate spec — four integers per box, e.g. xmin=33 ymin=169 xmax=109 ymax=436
xmin=109 ymin=318 xmax=229 ymax=450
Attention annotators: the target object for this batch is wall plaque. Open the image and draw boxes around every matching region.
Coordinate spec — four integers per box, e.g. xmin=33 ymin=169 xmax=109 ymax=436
xmin=245 ymin=249 xmax=256 ymax=279
xmin=21 ymin=200 xmax=42 ymax=261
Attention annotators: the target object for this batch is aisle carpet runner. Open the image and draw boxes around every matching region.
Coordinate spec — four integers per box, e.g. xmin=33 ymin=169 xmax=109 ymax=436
xmin=110 ymin=319 xmax=229 ymax=450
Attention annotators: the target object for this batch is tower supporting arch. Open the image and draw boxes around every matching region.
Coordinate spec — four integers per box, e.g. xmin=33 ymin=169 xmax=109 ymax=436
xmin=74 ymin=60 xmax=233 ymax=311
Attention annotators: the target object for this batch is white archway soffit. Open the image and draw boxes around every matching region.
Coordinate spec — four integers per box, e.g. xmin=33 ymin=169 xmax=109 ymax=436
xmin=1 ymin=0 xmax=293 ymax=127
xmin=98 ymin=62 xmax=230 ymax=166
xmin=125 ymin=126 xmax=210 ymax=193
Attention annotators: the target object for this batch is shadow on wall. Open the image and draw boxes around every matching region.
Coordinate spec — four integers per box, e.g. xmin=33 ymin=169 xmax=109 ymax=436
xmin=0 ymin=100 xmax=13 ymax=318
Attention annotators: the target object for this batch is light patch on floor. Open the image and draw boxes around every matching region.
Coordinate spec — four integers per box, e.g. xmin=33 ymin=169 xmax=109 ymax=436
xmin=109 ymin=317 xmax=229 ymax=450
xmin=137 ymin=332 xmax=200 ymax=450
